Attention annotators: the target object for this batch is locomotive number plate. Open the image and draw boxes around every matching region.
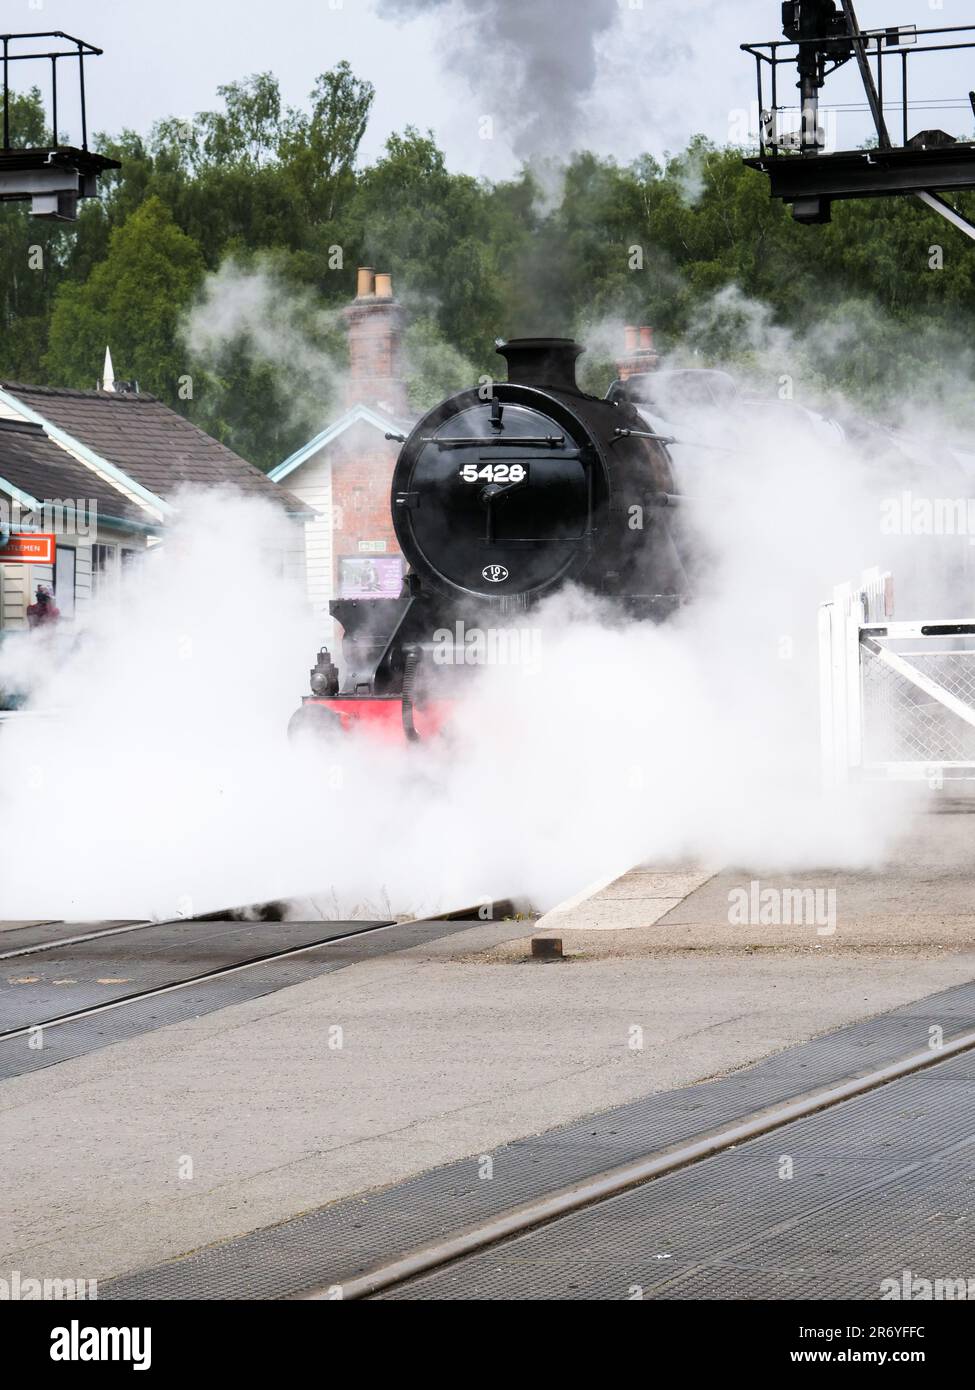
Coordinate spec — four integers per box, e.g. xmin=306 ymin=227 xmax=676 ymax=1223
xmin=459 ymin=464 xmax=526 ymax=483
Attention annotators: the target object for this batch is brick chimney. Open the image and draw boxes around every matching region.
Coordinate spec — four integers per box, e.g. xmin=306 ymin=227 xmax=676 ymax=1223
xmin=343 ymin=267 xmax=407 ymax=416
xmin=616 ymin=325 xmax=659 ymax=380
xmin=329 ymin=269 xmax=409 ymax=604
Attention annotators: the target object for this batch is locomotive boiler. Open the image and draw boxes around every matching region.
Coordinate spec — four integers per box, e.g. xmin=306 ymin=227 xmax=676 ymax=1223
xmin=289 ymin=336 xmax=691 ymax=742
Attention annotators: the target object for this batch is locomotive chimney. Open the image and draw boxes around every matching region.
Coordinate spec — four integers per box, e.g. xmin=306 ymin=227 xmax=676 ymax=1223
xmin=344 ymin=267 xmax=407 ymax=414
xmin=616 ymin=324 xmax=659 ymax=380
xmin=495 ymin=337 xmax=585 ymax=393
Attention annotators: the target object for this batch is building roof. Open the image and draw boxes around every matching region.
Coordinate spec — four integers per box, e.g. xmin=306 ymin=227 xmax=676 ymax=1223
xmin=269 ymin=402 xmax=413 ymax=483
xmin=0 ymin=383 xmax=310 ymax=517
xmin=0 ymin=418 xmax=154 ymax=527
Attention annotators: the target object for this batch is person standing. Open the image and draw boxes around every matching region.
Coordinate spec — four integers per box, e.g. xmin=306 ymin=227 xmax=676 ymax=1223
xmin=26 ymin=582 xmax=60 ymax=630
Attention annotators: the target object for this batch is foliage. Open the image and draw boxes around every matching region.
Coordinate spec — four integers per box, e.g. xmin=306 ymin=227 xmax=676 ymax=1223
xmin=4 ymin=75 xmax=975 ymax=468
xmin=43 ymin=197 xmax=205 ymax=397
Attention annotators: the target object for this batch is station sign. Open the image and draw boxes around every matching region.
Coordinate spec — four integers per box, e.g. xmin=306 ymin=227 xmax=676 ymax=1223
xmin=340 ymin=555 xmax=404 ymax=599
xmin=0 ymin=532 xmax=56 ymax=563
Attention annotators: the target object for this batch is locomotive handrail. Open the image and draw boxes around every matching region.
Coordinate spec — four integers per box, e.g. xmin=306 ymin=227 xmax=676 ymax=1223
xmin=613 ymin=427 xmax=677 ymax=444
xmin=620 ymin=425 xmax=739 ymax=454
xmin=648 ymin=492 xmax=705 ymax=507
xmin=419 ymin=435 xmax=567 ymax=448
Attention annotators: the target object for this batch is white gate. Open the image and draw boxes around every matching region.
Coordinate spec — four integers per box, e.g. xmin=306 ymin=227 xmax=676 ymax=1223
xmin=819 ymin=566 xmax=975 ymax=785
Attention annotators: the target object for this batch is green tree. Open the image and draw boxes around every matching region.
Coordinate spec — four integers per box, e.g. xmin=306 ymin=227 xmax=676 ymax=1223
xmin=87 ymin=64 xmax=375 ymax=271
xmin=346 ymin=128 xmax=516 ymax=369
xmin=6 ymin=55 xmax=975 ymax=458
xmin=0 ymin=89 xmax=77 ymax=380
xmin=44 ymin=196 xmax=205 ymax=399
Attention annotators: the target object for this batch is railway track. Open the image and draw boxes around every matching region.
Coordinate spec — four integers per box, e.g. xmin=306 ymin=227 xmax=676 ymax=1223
xmin=12 ymin=904 xmax=973 ymax=1303
xmin=293 ymin=1019 xmax=975 ymax=1301
xmin=0 ymin=894 xmax=514 ymax=966
xmin=0 ymin=898 xmax=336 ymax=962
xmin=0 ymin=918 xmax=162 ymax=962
xmin=0 ymin=906 xmax=505 ymax=1079
xmin=0 ymin=917 xmax=400 ymax=1043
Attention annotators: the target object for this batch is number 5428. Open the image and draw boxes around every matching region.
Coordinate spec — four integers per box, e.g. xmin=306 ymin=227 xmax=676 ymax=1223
xmin=459 ymin=463 xmax=526 ymax=484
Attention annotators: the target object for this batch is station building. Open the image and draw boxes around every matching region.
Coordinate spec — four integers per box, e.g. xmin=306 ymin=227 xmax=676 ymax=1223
xmin=0 ymin=358 xmax=306 ymax=631
xmin=268 ymin=269 xmax=415 ymax=638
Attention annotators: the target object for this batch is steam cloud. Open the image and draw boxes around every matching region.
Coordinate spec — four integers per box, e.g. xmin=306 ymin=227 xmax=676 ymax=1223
xmin=184 ymin=259 xmax=479 ymax=422
xmin=0 ymin=343 xmax=951 ymax=923
xmin=183 ymin=258 xmax=345 ymax=429
xmin=376 ymin=0 xmax=755 ymax=180
xmin=377 ymin=0 xmax=620 ymax=167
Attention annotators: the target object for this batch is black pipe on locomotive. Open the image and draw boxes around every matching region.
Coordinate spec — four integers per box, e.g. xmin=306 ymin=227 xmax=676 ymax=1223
xmin=291 ymin=336 xmax=690 ymax=741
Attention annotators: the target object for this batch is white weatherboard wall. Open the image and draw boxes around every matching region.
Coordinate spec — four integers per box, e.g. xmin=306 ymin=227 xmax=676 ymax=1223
xmin=288 ymin=446 xmax=334 ymax=646
xmin=0 ymin=528 xmax=94 ymax=630
xmin=0 ymin=529 xmax=150 ymax=631
xmin=0 ymin=562 xmax=28 ymax=628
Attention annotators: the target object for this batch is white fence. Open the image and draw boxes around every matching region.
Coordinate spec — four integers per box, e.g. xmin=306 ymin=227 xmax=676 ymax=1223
xmin=819 ymin=567 xmax=975 ymax=785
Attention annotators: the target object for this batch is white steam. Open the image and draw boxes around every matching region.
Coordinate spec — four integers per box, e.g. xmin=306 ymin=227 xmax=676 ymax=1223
xmin=182 ymin=258 xmax=345 ymax=428
xmin=0 ymin=368 xmax=945 ymax=924
xmin=184 ymin=257 xmax=478 ymax=422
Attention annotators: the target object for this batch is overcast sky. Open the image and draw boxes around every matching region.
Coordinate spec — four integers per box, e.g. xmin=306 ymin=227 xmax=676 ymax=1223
xmin=10 ymin=0 xmax=975 ymax=175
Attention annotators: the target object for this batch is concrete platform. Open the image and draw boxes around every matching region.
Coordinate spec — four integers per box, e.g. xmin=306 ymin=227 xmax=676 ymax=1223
xmin=1 ymin=926 xmax=974 ymax=1285
xmin=506 ymin=799 xmax=975 ymax=957
xmin=2 ymin=802 xmax=974 ymax=1290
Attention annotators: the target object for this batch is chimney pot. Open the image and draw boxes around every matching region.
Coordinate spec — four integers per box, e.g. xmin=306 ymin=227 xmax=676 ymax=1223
xmin=616 ymin=324 xmax=660 ymax=382
xmin=343 ymin=272 xmax=407 ymax=413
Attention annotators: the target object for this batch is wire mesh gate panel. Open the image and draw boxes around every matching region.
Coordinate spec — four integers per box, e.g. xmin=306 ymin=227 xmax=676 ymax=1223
xmin=862 ymin=636 xmax=975 ymax=769
xmin=820 ymin=568 xmax=975 ymax=783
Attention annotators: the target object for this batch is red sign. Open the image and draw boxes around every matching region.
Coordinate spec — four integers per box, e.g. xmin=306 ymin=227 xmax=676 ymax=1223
xmin=0 ymin=532 xmax=55 ymax=564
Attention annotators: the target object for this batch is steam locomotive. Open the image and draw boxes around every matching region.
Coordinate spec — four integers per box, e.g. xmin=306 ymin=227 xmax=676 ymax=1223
xmin=289 ymin=335 xmax=692 ymax=743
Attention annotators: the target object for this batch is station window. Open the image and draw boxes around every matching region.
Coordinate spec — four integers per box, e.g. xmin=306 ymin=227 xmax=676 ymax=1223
xmin=91 ymin=542 xmax=117 ymax=597
xmin=55 ymin=546 xmax=76 ymax=619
